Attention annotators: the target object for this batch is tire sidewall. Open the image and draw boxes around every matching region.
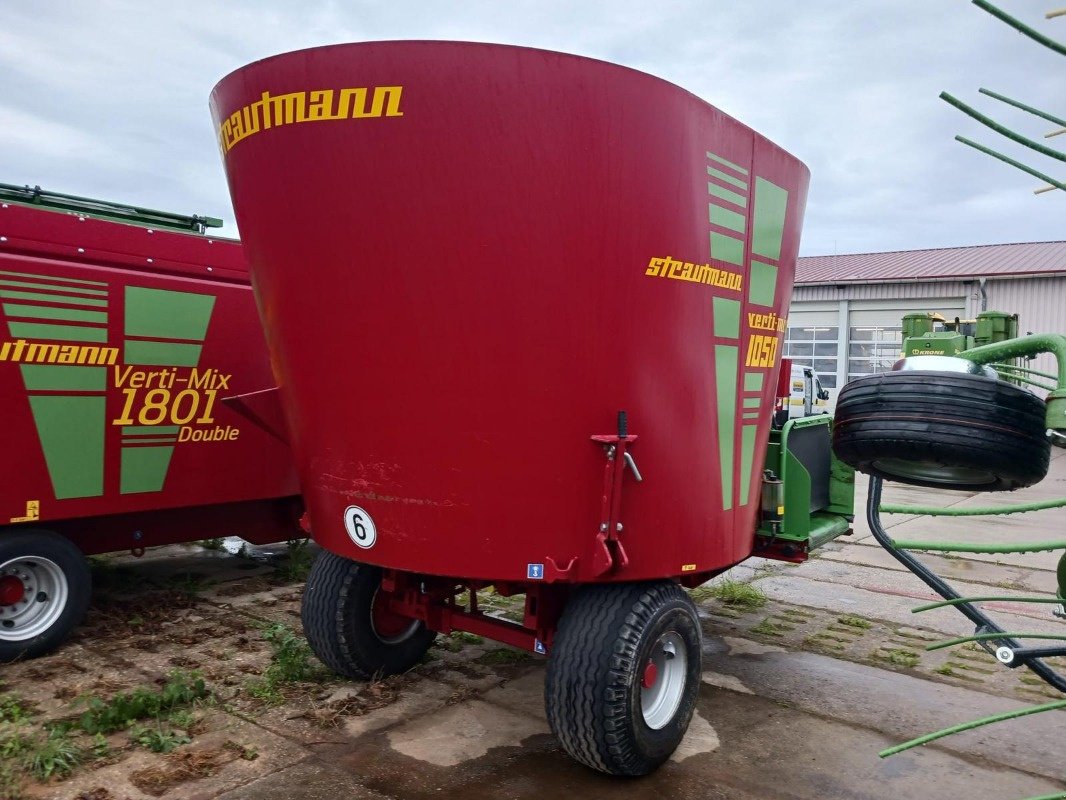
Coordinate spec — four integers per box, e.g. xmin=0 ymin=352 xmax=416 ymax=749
xmin=0 ymin=529 xmax=91 ymax=663
xmin=626 ymin=599 xmax=702 ymax=765
xmin=310 ymin=557 xmax=435 ymax=677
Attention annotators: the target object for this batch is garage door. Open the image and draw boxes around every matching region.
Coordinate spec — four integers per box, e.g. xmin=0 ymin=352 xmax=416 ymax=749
xmin=847 ymin=299 xmax=964 ymax=382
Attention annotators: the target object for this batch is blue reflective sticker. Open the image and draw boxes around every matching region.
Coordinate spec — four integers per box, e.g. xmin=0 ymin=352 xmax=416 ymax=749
xmin=534 ymin=639 xmax=547 ymax=655
xmin=527 ymin=563 xmax=544 ymax=580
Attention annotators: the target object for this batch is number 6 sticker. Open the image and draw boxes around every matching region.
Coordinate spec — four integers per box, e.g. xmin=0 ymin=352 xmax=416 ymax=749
xmin=343 ymin=506 xmax=377 ymax=549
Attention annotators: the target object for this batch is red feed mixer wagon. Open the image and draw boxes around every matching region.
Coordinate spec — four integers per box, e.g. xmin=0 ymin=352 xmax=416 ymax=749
xmin=212 ymin=41 xmax=855 ymax=774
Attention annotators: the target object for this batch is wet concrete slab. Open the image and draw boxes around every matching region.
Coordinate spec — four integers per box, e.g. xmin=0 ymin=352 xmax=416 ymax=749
xmin=703 ymin=634 xmax=1066 ymax=782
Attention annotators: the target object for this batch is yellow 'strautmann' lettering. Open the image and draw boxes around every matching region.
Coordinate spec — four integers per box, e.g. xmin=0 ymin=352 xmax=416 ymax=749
xmin=218 ymin=86 xmax=405 ymax=154
xmin=644 ymin=256 xmax=743 ymax=292
xmin=0 ymin=339 xmax=118 ymax=365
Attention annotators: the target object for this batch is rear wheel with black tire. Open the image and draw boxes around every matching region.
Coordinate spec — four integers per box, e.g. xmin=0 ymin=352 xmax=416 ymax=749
xmin=833 ymin=370 xmax=1050 ymax=491
xmin=0 ymin=529 xmax=91 ymax=663
xmin=301 ymin=551 xmax=436 ymax=679
xmin=544 ymin=580 xmax=702 ymax=776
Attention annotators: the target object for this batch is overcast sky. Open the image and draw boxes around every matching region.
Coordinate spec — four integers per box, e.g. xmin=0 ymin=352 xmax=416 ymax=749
xmin=1 ymin=1 xmax=1062 ymax=255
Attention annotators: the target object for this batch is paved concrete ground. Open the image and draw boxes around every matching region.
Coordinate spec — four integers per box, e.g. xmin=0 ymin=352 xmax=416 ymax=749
xmin=2 ymin=450 xmax=1064 ymax=799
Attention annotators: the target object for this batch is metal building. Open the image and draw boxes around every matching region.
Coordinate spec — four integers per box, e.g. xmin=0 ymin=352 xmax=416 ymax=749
xmin=788 ymin=241 xmax=1066 ymax=399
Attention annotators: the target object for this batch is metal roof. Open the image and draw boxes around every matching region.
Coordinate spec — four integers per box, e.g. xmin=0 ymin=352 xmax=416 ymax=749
xmin=797 ymin=241 xmax=1066 ymax=285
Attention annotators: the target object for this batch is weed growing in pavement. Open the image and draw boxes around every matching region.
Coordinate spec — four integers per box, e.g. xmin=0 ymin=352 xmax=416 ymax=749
xmin=76 ymin=670 xmax=209 ymax=735
xmin=200 ymin=538 xmax=225 ymax=550
xmin=245 ymin=623 xmax=328 ymax=704
xmin=0 ymin=694 xmax=30 ymax=724
xmin=0 ymin=762 xmax=20 ymax=799
xmin=836 ymin=614 xmax=873 ymax=629
xmin=703 ymin=580 xmax=768 ymax=611
xmin=475 ymin=647 xmax=529 ymax=666
xmin=751 ymin=618 xmax=784 ymax=636
xmin=129 ymin=723 xmax=191 ymax=754
xmin=274 ymin=538 xmax=314 ymax=583
xmin=878 ymin=648 xmax=920 ymax=668
xmin=22 ymin=729 xmax=80 ymax=781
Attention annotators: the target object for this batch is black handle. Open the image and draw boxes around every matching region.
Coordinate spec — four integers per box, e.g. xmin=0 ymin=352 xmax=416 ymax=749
xmin=617 ymin=410 xmax=628 ymax=439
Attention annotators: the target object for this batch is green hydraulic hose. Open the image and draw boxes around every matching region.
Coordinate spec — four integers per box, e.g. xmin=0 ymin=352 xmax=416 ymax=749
xmin=956 ymin=136 xmax=1066 ymax=192
xmin=972 ymin=0 xmax=1066 ymax=57
xmin=941 ymin=92 xmax=1066 ymax=162
xmin=878 ymin=698 xmax=1066 ymax=757
xmin=880 ymin=497 xmax=1066 ymax=516
xmin=890 ymin=538 xmax=1066 ymax=554
xmin=1017 ymin=793 xmax=1066 ymax=800
xmin=926 ymin=632 xmax=1066 ymax=652
xmin=979 ymin=88 xmax=1066 ymax=128
xmin=912 ymin=596 xmax=1064 ymax=613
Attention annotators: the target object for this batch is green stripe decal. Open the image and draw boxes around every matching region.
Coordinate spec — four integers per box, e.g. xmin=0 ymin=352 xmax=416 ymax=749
xmin=710 ymin=232 xmax=744 ymax=266
xmin=708 ymin=183 xmax=747 ymax=208
xmin=749 ymin=260 xmax=778 ymax=307
xmin=124 ymin=340 xmax=202 ymax=367
xmin=715 ymin=345 xmax=738 ymax=511
xmin=20 ymin=365 xmax=106 ymax=391
xmin=707 ymin=166 xmax=748 ymax=191
xmin=742 ymin=411 xmax=761 ymax=420
xmin=752 ymin=177 xmax=788 ymax=261
xmin=0 ymin=269 xmax=106 ymax=287
xmin=709 ymin=204 xmax=746 ymax=233
xmin=120 ymin=446 xmax=174 ymax=494
xmin=7 ymin=322 xmax=108 ymax=342
xmin=739 ymin=424 xmax=758 ymax=505
xmin=743 ymin=397 xmax=762 ymax=409
xmin=28 ymin=395 xmax=105 ymax=498
xmin=122 ymin=426 xmax=181 ymax=436
xmin=125 ymin=287 xmax=215 ymax=341
xmin=0 ymin=290 xmax=107 ymax=307
xmin=713 ymin=297 xmax=741 ymax=339
xmin=0 ymin=279 xmax=107 ymax=296
xmin=744 ymin=372 xmax=764 ymax=392
xmin=706 ymin=151 xmax=749 ymax=175
xmin=3 ymin=303 xmax=108 ymax=324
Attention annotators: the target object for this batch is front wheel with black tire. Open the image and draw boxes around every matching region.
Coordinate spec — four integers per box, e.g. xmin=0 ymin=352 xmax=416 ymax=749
xmin=545 ymin=580 xmax=702 ymax=776
xmin=832 ymin=370 xmax=1050 ymax=491
xmin=301 ymin=551 xmax=436 ymax=680
xmin=0 ymin=529 xmax=91 ymax=663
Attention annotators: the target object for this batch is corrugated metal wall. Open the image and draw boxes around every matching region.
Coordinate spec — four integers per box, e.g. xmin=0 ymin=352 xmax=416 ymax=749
xmin=790 ymin=275 xmax=1066 ymax=388
xmin=985 ymin=276 xmax=1066 ymax=379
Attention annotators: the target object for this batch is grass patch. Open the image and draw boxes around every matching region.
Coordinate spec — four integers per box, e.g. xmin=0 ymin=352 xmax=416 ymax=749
xmin=75 ymin=670 xmax=209 ymax=735
xmin=474 ymin=647 xmax=528 ymax=666
xmin=0 ymin=695 xmax=30 ymax=725
xmin=274 ymin=539 xmax=314 ymax=583
xmin=22 ymin=729 xmax=80 ymax=781
xmin=836 ymin=615 xmax=872 ymax=629
xmin=245 ymin=623 xmax=327 ymax=704
xmin=934 ymin=664 xmax=956 ymax=676
xmin=130 ymin=723 xmax=191 ymax=754
xmin=751 ymin=618 xmax=785 ymax=636
xmin=704 ymin=580 xmax=767 ymax=611
xmin=878 ymin=648 xmax=920 ymax=668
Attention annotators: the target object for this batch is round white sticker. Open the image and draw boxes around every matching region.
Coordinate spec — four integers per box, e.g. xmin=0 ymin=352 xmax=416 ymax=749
xmin=343 ymin=506 xmax=377 ymax=549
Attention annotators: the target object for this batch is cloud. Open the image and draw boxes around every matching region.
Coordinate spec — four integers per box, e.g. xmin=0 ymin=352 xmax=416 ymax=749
xmin=0 ymin=0 xmax=1061 ymax=253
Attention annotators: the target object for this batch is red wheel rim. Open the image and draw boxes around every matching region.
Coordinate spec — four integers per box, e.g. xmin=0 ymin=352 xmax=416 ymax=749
xmin=0 ymin=575 xmax=25 ymax=606
xmin=371 ymin=589 xmax=416 ymax=640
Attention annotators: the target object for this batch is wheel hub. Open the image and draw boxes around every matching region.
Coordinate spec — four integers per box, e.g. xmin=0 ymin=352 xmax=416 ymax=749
xmin=641 ymin=660 xmax=659 ymax=689
xmin=370 ymin=587 xmax=421 ymax=644
xmin=0 ymin=556 xmax=68 ymax=642
xmin=640 ymin=631 xmax=688 ymax=730
xmin=0 ymin=575 xmax=25 ymax=606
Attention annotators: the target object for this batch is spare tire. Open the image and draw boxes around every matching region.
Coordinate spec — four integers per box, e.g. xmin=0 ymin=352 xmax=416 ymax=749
xmin=832 ymin=370 xmax=1049 ymax=491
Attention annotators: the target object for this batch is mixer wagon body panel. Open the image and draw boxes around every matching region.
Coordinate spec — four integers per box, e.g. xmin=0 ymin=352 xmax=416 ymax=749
xmin=213 ymin=42 xmax=808 ymax=586
xmin=0 ymin=200 xmax=300 ymax=540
